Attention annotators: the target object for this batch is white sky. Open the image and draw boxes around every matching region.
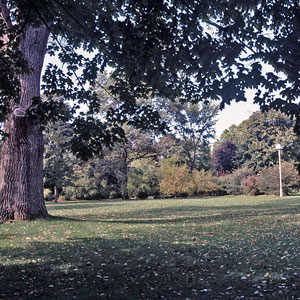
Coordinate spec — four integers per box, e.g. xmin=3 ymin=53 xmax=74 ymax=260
xmin=215 ymin=89 xmax=260 ymax=139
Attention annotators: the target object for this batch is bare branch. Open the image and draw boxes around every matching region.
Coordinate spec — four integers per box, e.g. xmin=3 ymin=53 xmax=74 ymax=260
xmin=0 ymin=0 xmax=12 ymax=28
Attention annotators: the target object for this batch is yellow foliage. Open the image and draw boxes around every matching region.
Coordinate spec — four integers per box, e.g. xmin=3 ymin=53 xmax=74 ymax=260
xmin=192 ymin=170 xmax=219 ymax=194
xmin=159 ymin=163 xmax=220 ymax=197
xmin=159 ymin=164 xmax=194 ymax=197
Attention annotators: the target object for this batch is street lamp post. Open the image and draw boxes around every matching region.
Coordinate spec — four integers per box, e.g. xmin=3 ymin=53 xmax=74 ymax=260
xmin=276 ymin=143 xmax=283 ymax=197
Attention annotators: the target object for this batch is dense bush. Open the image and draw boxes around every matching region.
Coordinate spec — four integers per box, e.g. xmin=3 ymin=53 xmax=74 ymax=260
xmin=241 ymin=175 xmax=260 ymax=196
xmin=159 ymin=161 xmax=221 ymax=197
xmin=159 ymin=164 xmax=194 ymax=197
xmin=192 ymin=170 xmax=222 ymax=195
xmin=62 ymin=164 xmax=107 ymax=200
xmin=257 ymin=162 xmax=300 ymax=195
xmin=63 ymin=185 xmax=100 ymax=200
xmin=219 ymin=163 xmax=300 ymax=196
xmin=128 ymin=159 xmax=159 ymax=199
xmin=219 ymin=167 xmax=255 ymax=195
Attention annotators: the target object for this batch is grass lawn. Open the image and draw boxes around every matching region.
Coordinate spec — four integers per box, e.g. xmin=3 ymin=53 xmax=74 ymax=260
xmin=0 ymin=195 xmax=300 ymax=299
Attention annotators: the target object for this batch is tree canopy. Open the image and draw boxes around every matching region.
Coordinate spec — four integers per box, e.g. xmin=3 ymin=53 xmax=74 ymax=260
xmin=212 ymin=140 xmax=237 ymax=175
xmin=2 ymin=0 xmax=300 ymax=144
xmin=215 ymin=0 xmax=300 ymax=130
xmin=2 ymin=0 xmax=300 ymax=221
xmin=157 ymin=99 xmax=218 ymax=172
xmin=0 ymin=0 xmax=231 ymax=157
xmin=218 ymin=110 xmax=300 ymax=171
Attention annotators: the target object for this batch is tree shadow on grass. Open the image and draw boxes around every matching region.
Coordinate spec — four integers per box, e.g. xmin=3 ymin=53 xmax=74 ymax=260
xmin=45 ymin=197 xmax=300 ymax=225
xmin=46 ymin=202 xmax=124 ymax=211
xmin=0 ymin=233 xmax=17 ymax=240
xmin=45 ymin=215 xmax=89 ymax=223
xmin=1 ymin=235 xmax=299 ymax=300
xmin=85 ymin=204 xmax=300 ymax=225
xmin=43 ymin=201 xmax=300 ymax=227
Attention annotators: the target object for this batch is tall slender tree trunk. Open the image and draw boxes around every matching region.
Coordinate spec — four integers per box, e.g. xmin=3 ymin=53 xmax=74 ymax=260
xmin=120 ymin=149 xmax=129 ymax=200
xmin=0 ymin=24 xmax=50 ymax=222
xmin=54 ymin=185 xmax=59 ymax=203
xmin=121 ymin=167 xmax=129 ymax=200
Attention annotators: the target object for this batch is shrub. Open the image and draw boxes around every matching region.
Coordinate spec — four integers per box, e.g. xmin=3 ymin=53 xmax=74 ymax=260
xmin=44 ymin=189 xmax=55 ymax=201
xmin=220 ymin=167 xmax=255 ymax=195
xmin=99 ymin=179 xmax=122 ymax=199
xmin=62 ymin=163 xmax=121 ymax=200
xmin=159 ymin=164 xmax=194 ymax=197
xmin=128 ymin=159 xmax=159 ymax=199
xmin=241 ymin=175 xmax=260 ymax=195
xmin=108 ymin=191 xmax=122 ymax=199
xmin=62 ymin=163 xmax=103 ymax=199
xmin=257 ymin=162 xmax=300 ymax=195
xmin=63 ymin=185 xmax=102 ymax=200
xmin=192 ymin=170 xmax=222 ymax=195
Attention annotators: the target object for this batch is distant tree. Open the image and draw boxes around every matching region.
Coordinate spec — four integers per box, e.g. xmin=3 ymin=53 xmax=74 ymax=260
xmin=218 ymin=124 xmax=247 ymax=146
xmin=100 ymin=126 xmax=158 ymax=200
xmin=43 ymin=121 xmax=75 ymax=200
xmin=216 ymin=122 xmax=248 ymax=169
xmin=217 ymin=110 xmax=300 ymax=171
xmin=63 ymin=160 xmax=104 ymax=200
xmin=158 ymin=99 xmax=218 ymax=172
xmin=239 ymin=110 xmax=300 ymax=170
xmin=93 ymin=73 xmax=160 ymax=199
xmin=216 ymin=122 xmax=248 ymax=154
xmin=212 ymin=141 xmax=237 ymax=175
xmin=157 ymin=134 xmax=180 ymax=160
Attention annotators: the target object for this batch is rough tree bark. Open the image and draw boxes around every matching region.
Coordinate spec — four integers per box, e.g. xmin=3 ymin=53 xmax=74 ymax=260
xmin=0 ymin=15 xmax=50 ymax=221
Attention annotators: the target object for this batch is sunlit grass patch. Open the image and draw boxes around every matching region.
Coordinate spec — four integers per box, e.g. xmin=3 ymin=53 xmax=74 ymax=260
xmin=1 ymin=195 xmax=300 ymax=299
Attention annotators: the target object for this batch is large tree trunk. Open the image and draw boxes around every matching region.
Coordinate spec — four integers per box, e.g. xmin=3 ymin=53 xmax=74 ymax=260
xmin=0 ymin=24 xmax=50 ymax=222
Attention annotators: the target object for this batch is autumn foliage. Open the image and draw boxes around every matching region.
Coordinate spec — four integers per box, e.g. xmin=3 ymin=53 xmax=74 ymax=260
xmin=158 ymin=163 xmax=220 ymax=197
xmin=159 ymin=164 xmax=194 ymax=197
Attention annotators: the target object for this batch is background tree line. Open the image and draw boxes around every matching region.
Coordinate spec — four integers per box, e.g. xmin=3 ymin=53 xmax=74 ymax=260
xmin=212 ymin=110 xmax=300 ymax=196
xmin=44 ymin=76 xmax=300 ymax=200
xmin=43 ymin=71 xmax=219 ymax=200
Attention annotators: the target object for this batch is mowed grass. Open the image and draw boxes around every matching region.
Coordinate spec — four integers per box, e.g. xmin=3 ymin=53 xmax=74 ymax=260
xmin=0 ymin=196 xmax=300 ymax=299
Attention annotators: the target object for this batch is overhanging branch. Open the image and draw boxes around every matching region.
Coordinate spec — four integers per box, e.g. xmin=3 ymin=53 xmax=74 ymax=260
xmin=0 ymin=0 xmax=12 ymax=29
